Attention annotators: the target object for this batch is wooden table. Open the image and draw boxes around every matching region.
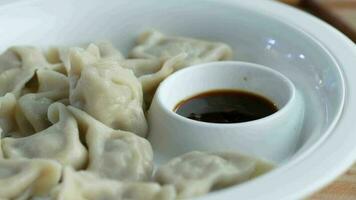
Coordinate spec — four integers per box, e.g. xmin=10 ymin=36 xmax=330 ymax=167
xmin=279 ymin=0 xmax=356 ymax=199
xmin=280 ymin=0 xmax=356 ymax=42
xmin=309 ymin=164 xmax=356 ymax=199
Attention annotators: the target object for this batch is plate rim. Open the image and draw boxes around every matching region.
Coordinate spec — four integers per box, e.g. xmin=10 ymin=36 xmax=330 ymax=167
xmin=196 ymin=1 xmax=356 ymax=200
xmin=0 ymin=0 xmax=355 ymax=199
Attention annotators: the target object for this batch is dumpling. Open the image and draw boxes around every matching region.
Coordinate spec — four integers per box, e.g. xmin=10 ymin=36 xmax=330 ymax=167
xmin=69 ymin=49 xmax=147 ymax=136
xmin=0 ymin=46 xmax=54 ymax=97
xmin=0 ymin=131 xmax=3 ymax=158
xmin=35 ymin=69 xmax=69 ymax=93
xmin=0 ymin=48 xmax=21 ymax=73
xmin=51 ymin=167 xmax=175 ymax=200
xmin=155 ymin=151 xmax=274 ymax=198
xmin=137 ymin=54 xmax=186 ymax=106
xmin=68 ymin=106 xmax=153 ymax=181
xmin=16 ymin=69 xmax=69 ymax=135
xmin=115 ymin=55 xmax=187 ymax=107
xmin=118 ymin=58 xmax=162 ymax=77
xmin=129 ymin=30 xmax=232 ymax=106
xmin=0 ymin=93 xmax=17 ymax=136
xmin=0 ymin=159 xmax=61 ymax=199
xmin=130 ymin=30 xmax=233 ymax=64
xmin=46 ymin=41 xmax=124 ymax=75
xmin=2 ymin=103 xmax=88 ymax=169
xmin=46 ymin=47 xmax=70 ymax=75
xmin=95 ymin=41 xmax=125 ymax=61
xmin=0 ymin=47 xmax=67 ymax=136
xmin=48 ymin=41 xmax=142 ymax=76
xmin=113 ymin=57 xmax=172 ymax=106
xmin=0 ymin=69 xmax=69 ymax=137
xmin=47 ymin=42 xmax=100 ymax=73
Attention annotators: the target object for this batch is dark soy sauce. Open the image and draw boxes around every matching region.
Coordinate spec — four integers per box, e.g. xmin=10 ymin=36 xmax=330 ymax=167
xmin=174 ymin=89 xmax=278 ymax=123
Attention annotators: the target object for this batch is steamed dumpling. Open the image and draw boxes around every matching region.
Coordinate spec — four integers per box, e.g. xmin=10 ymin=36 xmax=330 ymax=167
xmin=0 ymin=46 xmax=56 ymax=97
xmin=0 ymin=159 xmax=61 ymax=199
xmin=2 ymin=103 xmax=88 ymax=169
xmin=130 ymin=30 xmax=233 ymax=64
xmin=155 ymin=151 xmax=274 ymax=198
xmin=68 ymin=106 xmax=153 ymax=181
xmin=95 ymin=41 xmax=125 ymax=61
xmin=0 ymin=69 xmax=69 ymax=137
xmin=137 ymin=54 xmax=186 ymax=106
xmin=116 ymin=55 xmax=185 ymax=107
xmin=0 ymin=93 xmax=17 ymax=136
xmin=35 ymin=69 xmax=70 ymax=93
xmin=51 ymin=167 xmax=176 ymax=200
xmin=46 ymin=43 xmax=100 ymax=75
xmin=118 ymin=58 xmax=162 ymax=77
xmin=46 ymin=41 xmax=124 ymax=75
xmin=16 ymin=69 xmax=69 ymax=135
xmin=15 ymin=92 xmax=61 ymax=136
xmin=69 ymin=48 xmax=147 ymax=136
xmin=117 ymin=54 xmax=187 ymax=107
xmin=129 ymin=30 xmax=232 ymax=106
xmin=0 ymin=131 xmax=3 ymax=158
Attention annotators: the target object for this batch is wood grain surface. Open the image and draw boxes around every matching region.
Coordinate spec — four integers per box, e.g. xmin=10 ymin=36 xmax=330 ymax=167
xmin=309 ymin=163 xmax=356 ymax=199
xmin=301 ymin=0 xmax=356 ymax=42
xmin=280 ymin=0 xmax=356 ymax=42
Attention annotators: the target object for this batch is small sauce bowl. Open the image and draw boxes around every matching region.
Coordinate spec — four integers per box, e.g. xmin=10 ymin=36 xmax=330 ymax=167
xmin=148 ymin=61 xmax=305 ymax=163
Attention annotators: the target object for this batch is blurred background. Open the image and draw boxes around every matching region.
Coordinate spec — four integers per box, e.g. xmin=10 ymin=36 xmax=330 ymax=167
xmin=280 ymin=0 xmax=356 ymax=42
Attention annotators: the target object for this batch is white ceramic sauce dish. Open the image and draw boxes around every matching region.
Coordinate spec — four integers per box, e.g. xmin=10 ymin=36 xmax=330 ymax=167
xmin=149 ymin=61 xmax=304 ymax=163
xmin=1 ymin=0 xmax=356 ymax=200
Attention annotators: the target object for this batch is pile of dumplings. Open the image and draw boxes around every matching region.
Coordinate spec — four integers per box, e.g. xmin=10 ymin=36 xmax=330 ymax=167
xmin=0 ymin=30 xmax=273 ymax=200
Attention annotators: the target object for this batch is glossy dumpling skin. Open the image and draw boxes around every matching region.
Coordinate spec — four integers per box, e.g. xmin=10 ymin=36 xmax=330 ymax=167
xmin=0 ymin=159 xmax=61 ymax=199
xmin=69 ymin=47 xmax=148 ymax=137
xmin=2 ymin=103 xmax=88 ymax=169
xmin=155 ymin=151 xmax=274 ymax=198
xmin=52 ymin=167 xmax=176 ymax=200
xmin=68 ymin=106 xmax=153 ymax=181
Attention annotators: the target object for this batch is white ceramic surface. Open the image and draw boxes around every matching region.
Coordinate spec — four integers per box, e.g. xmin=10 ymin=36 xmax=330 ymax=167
xmin=149 ymin=61 xmax=304 ymax=163
xmin=0 ymin=0 xmax=355 ymax=200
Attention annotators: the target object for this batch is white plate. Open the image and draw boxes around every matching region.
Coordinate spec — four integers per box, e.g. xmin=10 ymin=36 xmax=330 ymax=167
xmin=0 ymin=0 xmax=356 ymax=199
